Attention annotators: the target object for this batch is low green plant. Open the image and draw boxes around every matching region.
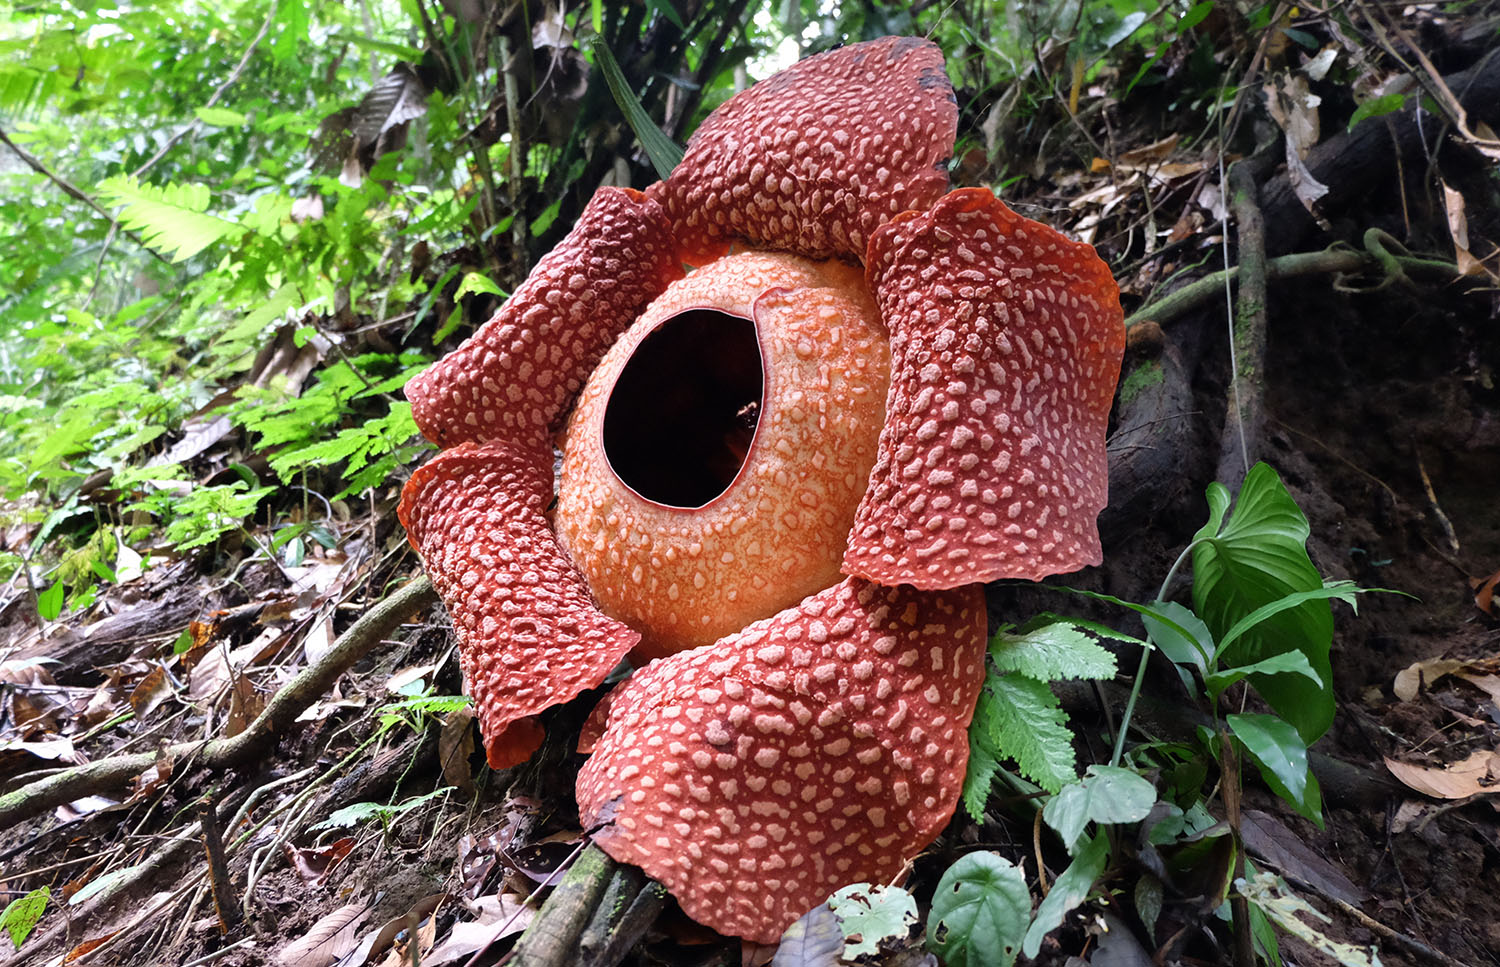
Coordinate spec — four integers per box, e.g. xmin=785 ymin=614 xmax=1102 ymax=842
xmin=923 ymin=462 xmax=1377 ymax=965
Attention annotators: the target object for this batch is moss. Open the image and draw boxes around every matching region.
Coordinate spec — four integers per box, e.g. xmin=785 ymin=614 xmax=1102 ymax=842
xmin=1118 ymin=359 xmax=1165 ymax=405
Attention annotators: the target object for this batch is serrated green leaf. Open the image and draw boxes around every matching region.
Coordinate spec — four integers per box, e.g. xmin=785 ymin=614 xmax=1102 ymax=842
xmin=96 ymin=175 xmax=244 ymax=262
xmin=973 ymin=675 xmax=1077 ymax=793
xmin=1042 ymin=765 xmax=1156 ymax=852
xmin=1023 ymin=832 xmax=1106 ymax=957
xmin=2 ymin=886 xmax=48 ymax=950
xmin=828 ymin=884 xmax=918 ymax=958
xmin=988 ymin=622 xmax=1118 ymax=681
xmin=962 ymin=734 xmax=1002 ymax=820
xmin=927 ymin=852 xmax=1030 ymax=967
xmin=1193 ymin=463 xmax=1334 ymax=743
xmin=591 ymin=37 xmax=683 ymax=179
xmin=1227 ymin=713 xmax=1322 ymax=826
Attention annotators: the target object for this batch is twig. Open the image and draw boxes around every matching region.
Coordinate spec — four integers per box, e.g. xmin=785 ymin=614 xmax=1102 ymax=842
xmin=1414 ymin=451 xmax=1461 ymax=554
xmin=508 ymin=844 xmax=619 ymax=967
xmin=0 ymin=577 xmax=437 ymax=828
xmin=1219 ymin=730 xmax=1255 ymax=967
xmin=197 ymin=798 xmax=242 ymax=933
xmin=0 ymin=128 xmax=168 ymax=264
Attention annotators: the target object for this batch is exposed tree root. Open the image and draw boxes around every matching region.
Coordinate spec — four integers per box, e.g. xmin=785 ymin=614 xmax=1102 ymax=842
xmin=1218 ymin=161 xmax=1269 ymax=492
xmin=0 ymin=576 xmax=438 ymax=829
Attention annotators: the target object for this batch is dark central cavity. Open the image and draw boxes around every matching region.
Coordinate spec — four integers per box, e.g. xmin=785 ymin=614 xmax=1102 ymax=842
xmin=602 ymin=308 xmax=764 ymax=509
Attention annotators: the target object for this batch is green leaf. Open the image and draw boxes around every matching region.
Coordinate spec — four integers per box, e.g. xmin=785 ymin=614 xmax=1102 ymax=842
xmin=2 ymin=886 xmax=48 ymax=950
xmin=590 ymin=37 xmax=684 ymax=179
xmin=36 ymin=581 xmax=64 ymax=621
xmin=927 ymin=852 xmax=1030 ymax=967
xmin=1205 ymin=650 xmax=1322 ymax=700
xmin=1240 ymin=872 xmax=1379 ymax=965
xmin=96 ymin=175 xmax=244 ymax=262
xmin=311 ymin=787 xmax=452 ymax=831
xmin=987 ymin=622 xmax=1119 ymax=681
xmin=1042 ymin=765 xmax=1156 ymax=852
xmin=1348 ymin=93 xmax=1406 ymax=131
xmin=1227 ymin=713 xmax=1322 ymax=826
xmin=972 ymin=675 xmax=1078 ymax=793
xmin=827 ymin=884 xmax=918 ymax=958
xmin=1192 ymin=463 xmax=1334 ymax=743
xmin=1140 ymin=599 xmax=1214 ymax=686
xmin=1023 ymin=832 xmax=1106 ymax=957
xmin=453 ymin=272 xmax=507 ymax=300
xmin=1213 ymin=581 xmax=1364 ymax=658
xmin=962 ymin=733 xmax=1003 ymax=820
xmin=194 ymin=106 xmax=246 ymax=127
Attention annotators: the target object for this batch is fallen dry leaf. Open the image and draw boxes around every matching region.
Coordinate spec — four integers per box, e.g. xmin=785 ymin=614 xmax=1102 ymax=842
xmin=1264 ymin=72 xmax=1329 ymax=212
xmin=275 ymin=901 xmax=371 ymax=967
xmin=424 ymin=894 xmax=535 ymax=967
xmin=1393 ymin=657 xmax=1469 ymax=701
xmin=1472 ymin=566 xmax=1499 ymax=616
xmin=439 ymin=706 xmax=477 ymax=794
xmin=285 ymin=837 xmax=355 ymax=886
xmin=1385 ymin=748 xmax=1500 ymax=799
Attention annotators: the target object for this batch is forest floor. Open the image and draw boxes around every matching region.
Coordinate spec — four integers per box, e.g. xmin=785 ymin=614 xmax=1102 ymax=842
xmin=2 ymin=11 xmax=1499 ymax=967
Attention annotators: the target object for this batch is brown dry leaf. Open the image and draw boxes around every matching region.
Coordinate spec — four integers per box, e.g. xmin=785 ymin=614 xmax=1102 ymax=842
xmin=355 ymin=893 xmax=447 ymax=967
xmin=384 ymin=662 xmax=438 ymax=695
xmin=1390 ymin=799 xmax=1429 ymax=833
xmin=284 ymin=837 xmax=355 ymax=886
xmin=127 ymin=665 xmax=173 ymax=720
xmin=275 ymin=901 xmax=371 ymax=967
xmin=1385 ymin=748 xmax=1500 ymax=799
xmin=425 ymin=894 xmax=535 ymax=966
xmin=226 ymin=669 xmax=267 ymax=736
xmin=1472 ymin=567 xmax=1499 ymax=616
xmin=1455 ymin=673 xmax=1500 ymax=705
xmin=187 ymin=643 xmax=231 ymax=705
xmin=439 ymin=707 xmax=477 ymax=794
xmin=1393 ymin=657 xmax=1469 ymax=701
xmin=1441 ymin=182 xmax=1485 ymax=277
xmin=126 ymin=752 xmax=174 ymax=803
xmin=302 ymin=610 xmax=337 ymax=665
xmin=0 ymin=657 xmax=65 ymax=734
xmin=1264 ymin=72 xmax=1329 ymax=212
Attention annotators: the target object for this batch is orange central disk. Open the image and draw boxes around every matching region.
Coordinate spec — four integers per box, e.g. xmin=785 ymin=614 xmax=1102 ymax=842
xmin=555 ymin=252 xmax=890 ymax=659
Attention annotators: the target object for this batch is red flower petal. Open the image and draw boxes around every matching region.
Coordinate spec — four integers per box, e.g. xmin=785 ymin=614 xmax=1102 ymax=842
xmin=843 ymin=188 xmax=1125 ymax=588
xmin=652 ymin=37 xmax=958 ymax=264
xmin=398 ymin=440 xmax=640 ymax=768
xmin=554 ymin=252 xmax=889 ymax=658
xmin=406 ymin=187 xmax=682 ymax=450
xmin=576 ymin=577 xmax=986 ymax=944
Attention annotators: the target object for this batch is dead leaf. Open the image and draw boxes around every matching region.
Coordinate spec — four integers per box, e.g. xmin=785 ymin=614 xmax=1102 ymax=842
xmin=302 ymin=610 xmax=336 ymax=664
xmin=1390 ymin=799 xmax=1429 ymax=833
xmin=425 ymin=894 xmax=535 ymax=966
xmin=1385 ymin=748 xmax=1500 ymax=799
xmin=226 ymin=669 xmax=267 ymax=736
xmin=439 ymin=707 xmax=477 ymax=794
xmin=128 ymin=665 xmax=173 ymax=720
xmin=1441 ymin=182 xmax=1486 ymax=277
xmin=1393 ymin=657 xmax=1468 ymax=701
xmin=385 ymin=662 xmax=438 ymax=694
xmin=1455 ymin=673 xmax=1500 ymax=705
xmin=1264 ymin=72 xmax=1329 ymax=212
xmin=127 ymin=752 xmax=173 ymax=804
xmin=1471 ymin=566 xmax=1499 ymax=616
xmin=275 ymin=901 xmax=371 ymax=967
xmin=284 ymin=837 xmax=355 ymax=886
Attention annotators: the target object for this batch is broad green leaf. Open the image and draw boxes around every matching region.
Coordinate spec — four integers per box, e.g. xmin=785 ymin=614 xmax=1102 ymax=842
xmin=988 ymin=622 xmax=1118 ymax=681
xmin=591 ymin=38 xmax=684 ymax=179
xmin=1042 ymin=765 xmax=1156 ymax=852
xmin=1192 ymin=464 xmax=1334 ymax=743
xmin=1140 ymin=599 xmax=1214 ymax=686
xmin=1228 ymin=713 xmax=1322 ymax=826
xmin=1205 ymin=651 xmax=1321 ymax=700
xmin=96 ymin=175 xmax=244 ymax=262
xmin=2 ymin=886 xmax=48 ymax=950
xmin=194 ymin=106 xmax=246 ymax=127
xmin=827 ymin=884 xmax=918 ymax=958
xmin=1213 ymin=581 xmax=1364 ymax=658
xmin=1348 ymin=93 xmax=1406 ymax=131
xmin=972 ymin=675 xmax=1077 ymax=793
xmin=1062 ymin=588 xmax=1208 ymax=660
xmin=36 ymin=581 xmax=63 ymax=621
xmin=927 ymin=852 xmax=1030 ymax=967
xmin=1023 ymin=832 xmax=1106 ymax=957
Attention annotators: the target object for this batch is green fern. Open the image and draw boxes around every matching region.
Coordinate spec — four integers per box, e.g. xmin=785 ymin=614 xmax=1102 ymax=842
xmin=96 ymin=175 xmax=244 ymax=262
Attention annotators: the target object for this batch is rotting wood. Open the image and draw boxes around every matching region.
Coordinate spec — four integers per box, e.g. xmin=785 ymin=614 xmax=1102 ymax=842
xmin=508 ymin=843 xmax=619 ymax=967
xmin=1218 ymin=161 xmax=1269 ymax=493
xmin=578 ymin=862 xmax=668 ymax=967
xmin=0 ymin=576 xmax=438 ymax=829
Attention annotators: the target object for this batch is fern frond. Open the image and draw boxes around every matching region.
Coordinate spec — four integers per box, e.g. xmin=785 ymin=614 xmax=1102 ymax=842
xmin=96 ymin=175 xmax=244 ymax=262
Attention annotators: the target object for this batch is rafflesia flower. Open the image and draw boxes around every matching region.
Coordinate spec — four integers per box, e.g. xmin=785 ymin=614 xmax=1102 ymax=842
xmin=399 ymin=37 xmax=1123 ymax=943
